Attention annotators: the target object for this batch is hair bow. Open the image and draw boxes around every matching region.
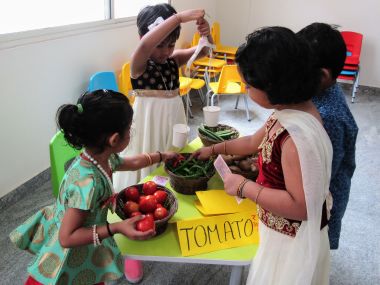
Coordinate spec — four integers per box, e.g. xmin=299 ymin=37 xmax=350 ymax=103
xmin=148 ymin=16 xmax=165 ymax=31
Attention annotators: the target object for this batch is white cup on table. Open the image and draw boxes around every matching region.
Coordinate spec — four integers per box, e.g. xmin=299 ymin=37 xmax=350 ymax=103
xmin=203 ymin=106 xmax=221 ymax=127
xmin=172 ymin=124 xmax=190 ymax=149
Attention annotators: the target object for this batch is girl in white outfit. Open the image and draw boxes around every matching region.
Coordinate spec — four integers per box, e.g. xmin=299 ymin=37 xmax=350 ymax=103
xmin=194 ymin=27 xmax=332 ymax=285
xmin=114 ymin=4 xmax=213 ymax=190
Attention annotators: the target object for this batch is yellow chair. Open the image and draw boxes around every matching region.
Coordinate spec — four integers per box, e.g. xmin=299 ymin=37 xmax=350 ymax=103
xmin=179 ymin=75 xmax=193 ymax=120
xmin=190 ymin=32 xmax=227 ymax=82
xmin=118 ymin=62 xmax=135 ymax=105
xmin=179 ymin=68 xmax=206 ymax=105
xmin=211 ymin=22 xmax=238 ymax=61
xmin=206 ymin=65 xmax=251 ymax=121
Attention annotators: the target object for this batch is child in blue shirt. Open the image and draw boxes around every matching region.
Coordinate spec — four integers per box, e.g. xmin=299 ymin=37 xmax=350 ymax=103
xmin=298 ymin=23 xmax=359 ymax=249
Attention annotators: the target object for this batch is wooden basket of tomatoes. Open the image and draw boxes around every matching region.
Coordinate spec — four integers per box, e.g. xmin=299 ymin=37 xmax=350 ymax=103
xmin=164 ymin=153 xmax=215 ymax=195
xmin=115 ymin=181 xmax=178 ymax=236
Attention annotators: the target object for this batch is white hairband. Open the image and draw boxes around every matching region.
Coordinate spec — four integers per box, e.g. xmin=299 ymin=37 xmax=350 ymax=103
xmin=148 ymin=16 xmax=165 ymax=31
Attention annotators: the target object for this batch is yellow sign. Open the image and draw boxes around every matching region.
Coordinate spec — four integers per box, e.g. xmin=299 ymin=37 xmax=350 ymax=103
xmin=177 ymin=210 xmax=259 ymax=256
xmin=195 ymin=190 xmax=257 ymax=215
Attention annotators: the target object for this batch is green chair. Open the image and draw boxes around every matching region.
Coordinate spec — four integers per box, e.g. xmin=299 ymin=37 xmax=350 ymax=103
xmin=50 ymin=131 xmax=81 ymax=197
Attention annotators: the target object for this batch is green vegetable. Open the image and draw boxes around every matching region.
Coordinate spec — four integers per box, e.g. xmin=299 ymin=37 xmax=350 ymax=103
xmin=198 ymin=124 xmax=237 ymax=141
xmin=168 ymin=154 xmax=214 ymax=179
xmin=198 ymin=125 xmax=224 ymax=141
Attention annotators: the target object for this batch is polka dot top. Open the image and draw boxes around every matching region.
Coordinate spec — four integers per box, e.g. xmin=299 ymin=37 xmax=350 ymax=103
xmin=131 ymin=58 xmax=180 ymax=90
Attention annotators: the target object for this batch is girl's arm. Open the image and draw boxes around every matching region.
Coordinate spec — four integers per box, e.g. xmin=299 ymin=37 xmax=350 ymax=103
xmin=224 ymin=137 xmax=307 ymax=221
xmin=173 ymin=17 xmax=214 ymax=67
xmin=131 ymin=9 xmax=205 ymax=78
xmin=117 ymin=151 xmax=178 ymax=171
xmin=59 ymin=209 xmax=154 ymax=248
xmin=194 ymin=124 xmax=266 ymax=160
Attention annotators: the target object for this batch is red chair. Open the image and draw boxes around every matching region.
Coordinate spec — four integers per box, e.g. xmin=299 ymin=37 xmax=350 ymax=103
xmin=338 ymin=31 xmax=363 ymax=103
xmin=341 ymin=31 xmax=363 ymax=65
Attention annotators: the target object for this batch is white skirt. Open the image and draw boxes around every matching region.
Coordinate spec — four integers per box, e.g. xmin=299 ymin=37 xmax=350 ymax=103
xmin=113 ymin=94 xmax=186 ymax=191
xmin=246 ymin=221 xmax=330 ymax=285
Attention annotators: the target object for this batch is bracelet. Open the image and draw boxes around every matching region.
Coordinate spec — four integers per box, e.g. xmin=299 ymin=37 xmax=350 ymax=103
xmin=211 ymin=144 xmax=216 ymax=156
xmin=236 ymin=178 xmax=249 ymax=198
xmin=106 ymin=221 xmax=114 ymax=237
xmin=254 ymin=184 xmax=264 ymax=204
xmin=174 ymin=13 xmax=181 ymax=24
xmin=239 ymin=179 xmax=249 ymax=198
xmin=92 ymin=225 xmax=101 ymax=247
xmin=143 ymin=153 xmax=153 ymax=166
xmin=156 ymin=151 xmax=163 ymax=163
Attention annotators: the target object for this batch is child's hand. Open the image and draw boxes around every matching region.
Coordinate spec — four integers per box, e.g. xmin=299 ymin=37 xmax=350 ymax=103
xmin=177 ymin=9 xmax=205 ymax=24
xmin=191 ymin=146 xmax=213 ymax=160
xmin=162 ymin=151 xmax=179 ymax=162
xmin=224 ymin=173 xmax=245 ymax=196
xmin=117 ymin=215 xmax=155 ymax=240
xmin=196 ymin=17 xmax=210 ymax=37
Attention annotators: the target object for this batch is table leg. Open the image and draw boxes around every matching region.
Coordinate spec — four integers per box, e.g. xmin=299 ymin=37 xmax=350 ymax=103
xmin=229 ymin=265 xmax=243 ymax=285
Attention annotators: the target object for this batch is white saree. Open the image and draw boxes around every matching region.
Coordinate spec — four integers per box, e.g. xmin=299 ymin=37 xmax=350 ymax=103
xmin=247 ymin=109 xmax=333 ymax=285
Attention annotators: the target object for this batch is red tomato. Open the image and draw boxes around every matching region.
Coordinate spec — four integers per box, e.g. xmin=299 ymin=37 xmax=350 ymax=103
xmin=153 ymin=190 xmax=168 ymax=204
xmin=136 ymin=216 xmax=155 ymax=232
xmin=130 ymin=211 xmax=142 ymax=218
xmin=124 ymin=186 xmax=140 ymax=202
xmin=142 ymin=181 xmax=157 ymax=195
xmin=139 ymin=195 xmax=158 ymax=213
xmin=124 ymin=201 xmax=139 ymax=214
xmin=154 ymin=207 xmax=169 ymax=220
xmin=139 ymin=195 xmax=146 ymax=203
xmin=145 ymin=213 xmax=155 ymax=221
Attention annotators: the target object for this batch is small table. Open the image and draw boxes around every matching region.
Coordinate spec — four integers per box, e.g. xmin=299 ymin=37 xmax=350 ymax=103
xmin=108 ymin=138 xmax=257 ymax=285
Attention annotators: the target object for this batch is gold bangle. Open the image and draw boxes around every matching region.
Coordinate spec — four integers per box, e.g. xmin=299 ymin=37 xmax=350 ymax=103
xmin=143 ymin=153 xmax=153 ymax=166
xmin=211 ymin=144 xmax=216 ymax=156
xmin=174 ymin=13 xmax=181 ymax=24
xmin=255 ymin=185 xmax=264 ymax=204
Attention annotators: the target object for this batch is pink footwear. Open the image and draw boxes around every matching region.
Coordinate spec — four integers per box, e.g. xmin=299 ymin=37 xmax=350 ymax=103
xmin=124 ymin=259 xmax=143 ymax=284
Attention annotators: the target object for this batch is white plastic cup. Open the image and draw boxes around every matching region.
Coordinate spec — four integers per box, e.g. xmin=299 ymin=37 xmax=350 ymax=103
xmin=203 ymin=106 xmax=221 ymax=127
xmin=172 ymin=124 xmax=190 ymax=149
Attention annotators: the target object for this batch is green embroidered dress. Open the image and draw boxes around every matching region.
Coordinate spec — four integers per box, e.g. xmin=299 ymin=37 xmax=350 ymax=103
xmin=10 ymin=154 xmax=124 ymax=285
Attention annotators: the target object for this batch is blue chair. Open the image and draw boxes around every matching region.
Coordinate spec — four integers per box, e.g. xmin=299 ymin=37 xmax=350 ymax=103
xmin=88 ymin=71 xmax=119 ymax=92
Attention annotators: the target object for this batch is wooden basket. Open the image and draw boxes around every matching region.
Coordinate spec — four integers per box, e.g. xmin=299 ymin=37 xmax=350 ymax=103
xmin=230 ymin=167 xmax=259 ymax=181
xmin=164 ymin=153 xmax=215 ymax=195
xmin=115 ymin=184 xmax=178 ymax=236
xmin=198 ymin=124 xmax=239 ymax=146
xmin=224 ymin=154 xmax=259 ymax=181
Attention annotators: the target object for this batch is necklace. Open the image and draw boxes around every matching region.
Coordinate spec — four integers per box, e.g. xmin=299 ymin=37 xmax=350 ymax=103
xmin=82 ymin=150 xmax=114 ymax=194
xmin=150 ymin=59 xmax=174 ymax=91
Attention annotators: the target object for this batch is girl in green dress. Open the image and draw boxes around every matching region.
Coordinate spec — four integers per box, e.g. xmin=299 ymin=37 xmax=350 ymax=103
xmin=10 ymin=89 xmax=177 ymax=285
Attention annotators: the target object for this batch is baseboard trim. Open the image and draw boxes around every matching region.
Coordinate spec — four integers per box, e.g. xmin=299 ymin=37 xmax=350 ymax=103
xmin=0 ymin=168 xmax=51 ymax=210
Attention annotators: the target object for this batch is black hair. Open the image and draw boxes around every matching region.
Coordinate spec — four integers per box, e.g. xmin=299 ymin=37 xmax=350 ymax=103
xmin=235 ymin=26 xmax=321 ymax=105
xmin=56 ymin=89 xmax=133 ymax=152
xmin=297 ymin=22 xmax=346 ymax=80
xmin=137 ymin=3 xmax=180 ymax=44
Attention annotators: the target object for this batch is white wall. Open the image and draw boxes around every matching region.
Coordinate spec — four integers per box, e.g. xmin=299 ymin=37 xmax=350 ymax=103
xmin=0 ymin=0 xmax=216 ymax=198
xmin=215 ymin=0 xmax=380 ymax=88
xmin=0 ymin=23 xmax=138 ymax=198
xmin=172 ymin=0 xmax=217 ymax=46
xmin=0 ymin=0 xmax=377 ymax=198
